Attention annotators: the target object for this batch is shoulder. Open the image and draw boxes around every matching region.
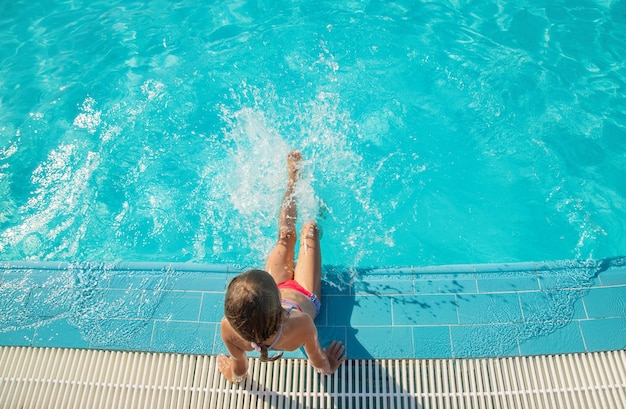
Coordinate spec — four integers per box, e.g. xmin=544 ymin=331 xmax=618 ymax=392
xmin=221 ymin=317 xmax=251 ymax=351
xmin=220 ymin=316 xmax=241 ymax=339
xmin=286 ymin=312 xmax=318 ymax=341
xmin=220 ymin=316 xmax=233 ymax=333
xmin=220 ymin=316 xmax=236 ymax=341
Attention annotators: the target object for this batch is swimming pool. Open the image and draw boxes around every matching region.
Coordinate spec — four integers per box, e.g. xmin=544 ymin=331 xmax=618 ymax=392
xmin=1 ymin=1 xmax=625 ymax=357
xmin=2 ymin=0 xmax=625 ymax=268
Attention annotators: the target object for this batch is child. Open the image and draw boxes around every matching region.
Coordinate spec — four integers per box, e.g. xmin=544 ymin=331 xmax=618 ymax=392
xmin=217 ymin=151 xmax=347 ymax=384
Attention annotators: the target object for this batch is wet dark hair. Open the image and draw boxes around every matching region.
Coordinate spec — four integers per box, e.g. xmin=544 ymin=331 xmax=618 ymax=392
xmin=224 ymin=269 xmax=286 ymax=361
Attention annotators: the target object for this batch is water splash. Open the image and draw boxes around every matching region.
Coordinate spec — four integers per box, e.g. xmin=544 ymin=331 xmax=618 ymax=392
xmin=0 ymin=263 xmax=174 ymax=349
xmin=0 ymin=146 xmax=17 ymax=225
xmin=72 ymin=97 xmax=101 ymax=134
xmin=0 ymin=143 xmax=101 ymax=260
xmin=457 ymin=258 xmax=622 ymax=357
xmin=0 ymin=0 xmax=623 ymax=267
xmin=211 ymin=82 xmax=401 ymax=267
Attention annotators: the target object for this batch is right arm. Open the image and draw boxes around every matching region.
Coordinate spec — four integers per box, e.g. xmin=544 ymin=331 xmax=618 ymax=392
xmin=218 ymin=317 xmax=249 ymax=383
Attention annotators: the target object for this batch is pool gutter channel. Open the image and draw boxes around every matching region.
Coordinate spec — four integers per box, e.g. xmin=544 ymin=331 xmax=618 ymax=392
xmin=1 ymin=346 xmax=625 ymax=409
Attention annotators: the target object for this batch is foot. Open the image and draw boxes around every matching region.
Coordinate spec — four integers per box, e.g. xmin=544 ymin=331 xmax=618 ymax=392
xmin=277 ymin=225 xmax=296 ymax=247
xmin=302 ymin=221 xmax=319 ymax=239
xmin=301 ymin=221 xmax=320 ymax=253
xmin=287 ymin=150 xmax=302 ymax=185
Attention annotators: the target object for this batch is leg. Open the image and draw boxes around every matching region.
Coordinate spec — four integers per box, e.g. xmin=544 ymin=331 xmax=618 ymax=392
xmin=294 ymin=221 xmax=322 ymax=299
xmin=265 ymin=151 xmax=301 ymax=284
xmin=265 ymin=226 xmax=296 ymax=283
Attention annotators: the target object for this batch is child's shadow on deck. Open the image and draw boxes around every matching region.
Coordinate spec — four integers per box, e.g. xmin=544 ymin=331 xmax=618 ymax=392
xmin=316 ymin=266 xmax=372 ymax=360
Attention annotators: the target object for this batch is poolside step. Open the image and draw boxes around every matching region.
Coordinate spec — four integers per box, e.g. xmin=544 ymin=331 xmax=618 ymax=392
xmin=1 ymin=347 xmax=625 ymax=408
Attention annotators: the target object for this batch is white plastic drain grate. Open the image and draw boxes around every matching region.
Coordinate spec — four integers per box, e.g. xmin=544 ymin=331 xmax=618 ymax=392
xmin=1 ymin=347 xmax=625 ymax=408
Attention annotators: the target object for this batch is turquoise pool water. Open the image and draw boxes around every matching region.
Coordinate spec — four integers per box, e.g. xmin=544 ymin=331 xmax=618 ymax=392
xmin=1 ymin=0 xmax=625 ymax=269
xmin=1 ymin=0 xmax=626 ymax=359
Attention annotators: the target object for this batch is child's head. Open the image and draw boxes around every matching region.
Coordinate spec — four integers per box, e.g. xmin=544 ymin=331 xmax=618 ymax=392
xmin=224 ymin=269 xmax=285 ymax=361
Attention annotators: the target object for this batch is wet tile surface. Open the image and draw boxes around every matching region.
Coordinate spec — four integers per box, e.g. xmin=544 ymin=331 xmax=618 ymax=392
xmin=1 ymin=259 xmax=625 ymax=359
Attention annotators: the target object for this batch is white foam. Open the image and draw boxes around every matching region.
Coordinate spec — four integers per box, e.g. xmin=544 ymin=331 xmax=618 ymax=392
xmin=0 ymin=143 xmax=101 ymax=258
xmin=73 ymin=97 xmax=101 ymax=134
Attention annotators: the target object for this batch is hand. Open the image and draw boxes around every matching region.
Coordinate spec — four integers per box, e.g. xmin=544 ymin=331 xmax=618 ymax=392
xmin=217 ymin=354 xmax=246 ymax=384
xmin=323 ymin=341 xmax=347 ymax=374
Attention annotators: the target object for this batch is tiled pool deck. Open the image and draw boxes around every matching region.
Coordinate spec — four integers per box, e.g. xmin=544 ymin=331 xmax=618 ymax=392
xmin=1 ymin=258 xmax=625 ymax=359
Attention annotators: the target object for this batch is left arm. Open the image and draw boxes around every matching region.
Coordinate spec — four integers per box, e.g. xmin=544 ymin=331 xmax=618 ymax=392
xmin=301 ymin=317 xmax=347 ymax=375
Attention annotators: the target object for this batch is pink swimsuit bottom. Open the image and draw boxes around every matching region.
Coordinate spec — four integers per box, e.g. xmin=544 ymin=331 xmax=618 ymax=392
xmin=277 ymin=280 xmax=321 ymax=318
